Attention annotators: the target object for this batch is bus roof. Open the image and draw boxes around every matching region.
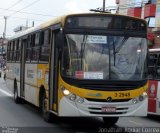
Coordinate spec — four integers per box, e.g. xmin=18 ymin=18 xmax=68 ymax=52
xmin=8 ymin=12 xmax=147 ymax=41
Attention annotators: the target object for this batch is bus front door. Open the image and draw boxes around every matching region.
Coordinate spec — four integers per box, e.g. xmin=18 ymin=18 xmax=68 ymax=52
xmin=49 ymin=31 xmax=59 ymax=113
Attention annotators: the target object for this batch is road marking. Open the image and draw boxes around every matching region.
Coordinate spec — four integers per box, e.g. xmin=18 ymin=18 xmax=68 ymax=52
xmin=0 ymin=88 xmax=13 ymax=97
xmin=129 ymin=120 xmax=143 ymax=126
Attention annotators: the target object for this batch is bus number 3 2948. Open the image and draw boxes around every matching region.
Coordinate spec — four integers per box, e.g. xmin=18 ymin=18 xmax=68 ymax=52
xmin=115 ymin=92 xmax=131 ymax=98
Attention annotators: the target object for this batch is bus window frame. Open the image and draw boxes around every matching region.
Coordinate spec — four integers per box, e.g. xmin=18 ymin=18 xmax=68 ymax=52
xmin=148 ymin=52 xmax=160 ymax=80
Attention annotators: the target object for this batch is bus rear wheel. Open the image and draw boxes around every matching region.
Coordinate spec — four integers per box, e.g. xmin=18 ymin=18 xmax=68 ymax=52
xmin=103 ymin=117 xmax=119 ymax=127
xmin=41 ymin=93 xmax=52 ymax=123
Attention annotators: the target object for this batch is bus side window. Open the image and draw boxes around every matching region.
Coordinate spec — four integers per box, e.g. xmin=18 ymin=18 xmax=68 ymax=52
xmin=11 ymin=41 xmax=15 ymax=61
xmin=32 ymin=47 xmax=40 ymax=61
xmin=31 ymin=34 xmax=36 ymax=47
xmin=7 ymin=42 xmax=11 ymax=61
xmin=9 ymin=42 xmax=13 ymax=61
xmin=26 ymin=36 xmax=32 ymax=62
xmin=15 ymin=39 xmax=20 ymax=62
xmin=13 ymin=40 xmax=17 ymax=62
xmin=39 ymin=29 xmax=50 ymax=62
xmin=148 ymin=53 xmax=157 ymax=79
xmin=7 ymin=42 xmax=11 ymax=51
xmin=28 ymin=35 xmax=32 ymax=48
xmin=26 ymin=48 xmax=32 ymax=62
xmin=35 ymin=33 xmax=40 ymax=46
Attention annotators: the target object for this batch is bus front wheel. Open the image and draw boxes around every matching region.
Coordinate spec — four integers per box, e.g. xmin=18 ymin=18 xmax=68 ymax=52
xmin=103 ymin=117 xmax=119 ymax=127
xmin=41 ymin=93 xmax=52 ymax=123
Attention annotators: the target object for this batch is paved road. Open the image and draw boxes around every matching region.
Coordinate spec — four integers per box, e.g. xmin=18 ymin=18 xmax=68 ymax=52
xmin=0 ymin=76 xmax=160 ymax=133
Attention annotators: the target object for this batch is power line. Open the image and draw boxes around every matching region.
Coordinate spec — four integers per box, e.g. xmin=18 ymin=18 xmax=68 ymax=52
xmin=0 ymin=0 xmax=23 ymax=15
xmin=13 ymin=10 xmax=55 ymax=17
xmin=8 ymin=0 xmax=41 ymax=17
xmin=0 ymin=0 xmax=23 ymax=39
xmin=11 ymin=16 xmax=45 ymax=22
xmin=1 ymin=0 xmax=41 ymax=38
xmin=0 ymin=14 xmax=52 ymax=22
xmin=0 ymin=7 xmax=54 ymax=17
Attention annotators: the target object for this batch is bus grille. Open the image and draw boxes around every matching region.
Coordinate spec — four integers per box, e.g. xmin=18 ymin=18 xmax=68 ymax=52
xmin=89 ymin=112 xmax=126 ymax=115
xmin=88 ymin=107 xmax=128 ymax=115
xmin=76 ymin=98 xmax=137 ymax=116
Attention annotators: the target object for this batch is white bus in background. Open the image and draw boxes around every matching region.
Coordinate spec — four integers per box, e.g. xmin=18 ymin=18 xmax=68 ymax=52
xmin=148 ymin=48 xmax=160 ymax=115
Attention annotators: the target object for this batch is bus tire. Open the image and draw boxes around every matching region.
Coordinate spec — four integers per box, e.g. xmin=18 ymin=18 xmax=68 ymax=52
xmin=41 ymin=92 xmax=52 ymax=123
xmin=14 ymin=81 xmax=21 ymax=104
xmin=103 ymin=117 xmax=119 ymax=127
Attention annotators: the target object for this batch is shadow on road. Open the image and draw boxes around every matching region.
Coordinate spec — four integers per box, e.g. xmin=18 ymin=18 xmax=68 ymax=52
xmin=49 ymin=117 xmax=131 ymax=133
xmin=147 ymin=114 xmax=160 ymax=122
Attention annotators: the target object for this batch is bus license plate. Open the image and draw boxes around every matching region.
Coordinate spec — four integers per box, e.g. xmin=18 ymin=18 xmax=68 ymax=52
xmin=102 ymin=107 xmax=116 ymax=112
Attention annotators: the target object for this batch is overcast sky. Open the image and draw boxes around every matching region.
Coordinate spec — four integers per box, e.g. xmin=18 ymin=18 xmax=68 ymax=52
xmin=0 ymin=0 xmax=116 ymax=37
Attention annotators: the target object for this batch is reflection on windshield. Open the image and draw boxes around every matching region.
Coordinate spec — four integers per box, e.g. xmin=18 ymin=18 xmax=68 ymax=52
xmin=62 ymin=34 xmax=147 ymax=81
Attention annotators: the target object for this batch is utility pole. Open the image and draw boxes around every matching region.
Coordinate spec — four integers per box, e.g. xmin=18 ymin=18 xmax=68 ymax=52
xmin=3 ymin=16 xmax=7 ymax=39
xmin=32 ymin=21 xmax=34 ymax=27
xmin=103 ymin=0 xmax=106 ymax=12
xmin=26 ymin=19 xmax=29 ymax=29
xmin=90 ymin=0 xmax=110 ymax=13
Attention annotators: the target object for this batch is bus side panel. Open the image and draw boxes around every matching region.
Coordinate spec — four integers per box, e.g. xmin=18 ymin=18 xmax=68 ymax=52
xmin=6 ymin=63 xmax=14 ymax=93
xmin=37 ymin=64 xmax=49 ymax=90
xmin=24 ymin=63 xmax=49 ymax=107
xmin=156 ymin=82 xmax=160 ymax=115
xmin=148 ymin=80 xmax=158 ymax=113
xmin=37 ymin=63 xmax=49 ymax=107
xmin=24 ymin=63 xmax=38 ymax=105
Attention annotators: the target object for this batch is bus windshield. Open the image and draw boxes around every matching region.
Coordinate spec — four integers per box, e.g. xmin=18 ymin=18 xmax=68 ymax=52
xmin=62 ymin=34 xmax=147 ymax=80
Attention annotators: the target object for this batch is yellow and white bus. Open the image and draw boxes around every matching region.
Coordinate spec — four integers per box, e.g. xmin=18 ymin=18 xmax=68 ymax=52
xmin=6 ymin=13 xmax=148 ymax=126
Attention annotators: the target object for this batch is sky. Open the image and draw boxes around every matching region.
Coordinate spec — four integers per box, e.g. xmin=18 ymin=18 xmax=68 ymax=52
xmin=0 ymin=0 xmax=116 ymax=38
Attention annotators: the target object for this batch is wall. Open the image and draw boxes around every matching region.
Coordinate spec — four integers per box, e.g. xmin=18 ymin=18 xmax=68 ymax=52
xmin=118 ymin=0 xmax=129 ymax=15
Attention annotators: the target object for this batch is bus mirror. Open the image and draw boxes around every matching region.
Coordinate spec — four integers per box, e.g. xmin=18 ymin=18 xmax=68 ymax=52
xmin=157 ymin=69 xmax=160 ymax=76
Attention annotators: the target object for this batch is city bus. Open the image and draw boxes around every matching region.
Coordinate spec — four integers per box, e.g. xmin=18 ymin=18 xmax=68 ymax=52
xmin=5 ymin=13 xmax=148 ymax=126
xmin=148 ymin=48 xmax=160 ymax=115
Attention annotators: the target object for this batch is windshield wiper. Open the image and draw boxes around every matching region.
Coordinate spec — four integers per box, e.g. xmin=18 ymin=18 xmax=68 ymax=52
xmin=80 ymin=35 xmax=88 ymax=70
xmin=115 ymin=36 xmax=129 ymax=53
xmin=112 ymin=36 xmax=129 ymax=66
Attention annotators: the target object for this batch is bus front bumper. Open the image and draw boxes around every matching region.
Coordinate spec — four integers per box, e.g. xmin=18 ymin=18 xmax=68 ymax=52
xmin=58 ymin=97 xmax=148 ymax=117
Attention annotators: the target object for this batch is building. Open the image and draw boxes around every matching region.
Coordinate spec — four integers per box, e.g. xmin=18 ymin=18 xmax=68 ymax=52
xmin=0 ymin=37 xmax=7 ymax=69
xmin=116 ymin=0 xmax=160 ymax=48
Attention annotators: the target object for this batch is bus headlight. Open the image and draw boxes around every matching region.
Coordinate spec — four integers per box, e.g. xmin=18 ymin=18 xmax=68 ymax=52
xmin=61 ymin=87 xmax=77 ymax=101
xmin=132 ymin=98 xmax=138 ymax=104
xmin=77 ymin=98 xmax=84 ymax=103
xmin=62 ymin=87 xmax=70 ymax=96
xmin=61 ymin=86 xmax=84 ymax=103
xmin=139 ymin=92 xmax=147 ymax=101
xmin=69 ymin=94 xmax=76 ymax=101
